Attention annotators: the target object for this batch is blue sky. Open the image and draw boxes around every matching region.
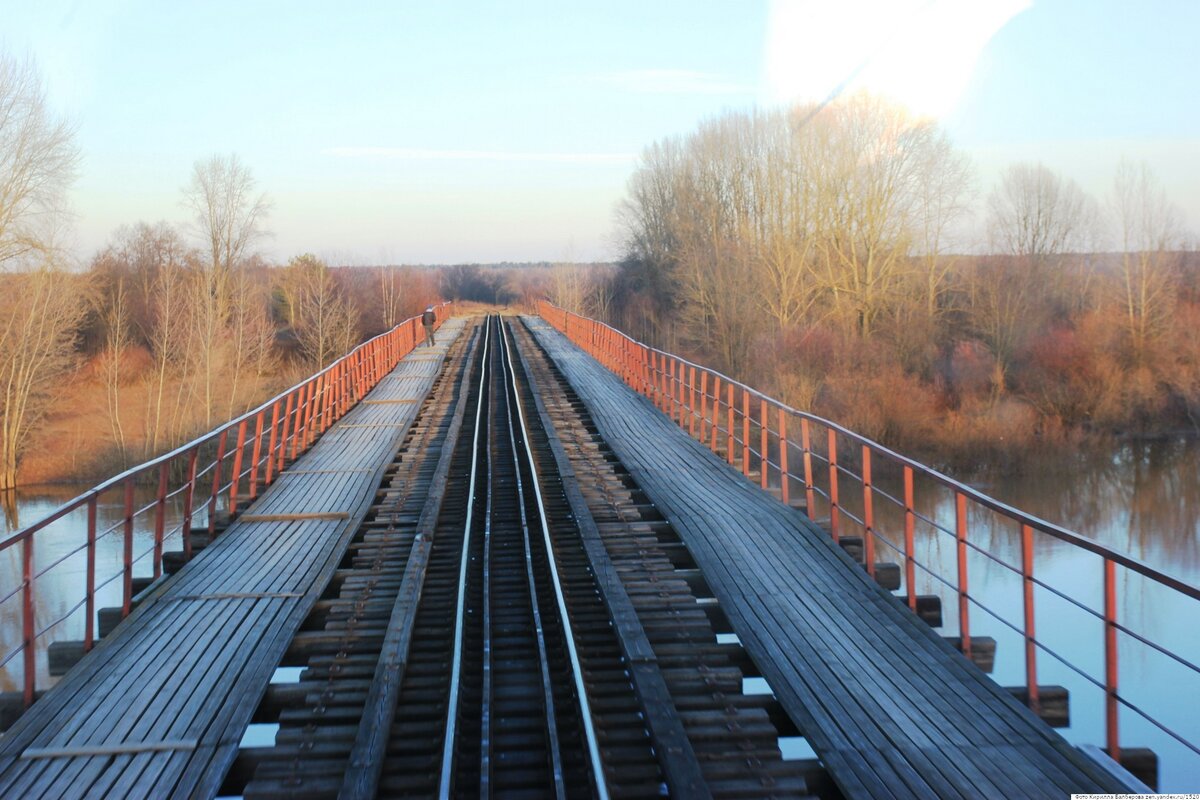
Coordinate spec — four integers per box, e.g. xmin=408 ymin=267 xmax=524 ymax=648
xmin=2 ymin=0 xmax=1197 ymax=263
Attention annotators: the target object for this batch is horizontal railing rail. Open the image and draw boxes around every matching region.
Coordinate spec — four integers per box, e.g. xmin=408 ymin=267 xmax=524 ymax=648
xmin=538 ymin=299 xmax=1200 ymax=772
xmin=0 ymin=302 xmax=454 ymax=707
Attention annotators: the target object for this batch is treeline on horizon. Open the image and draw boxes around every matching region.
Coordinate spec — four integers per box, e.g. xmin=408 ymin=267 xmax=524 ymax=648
xmin=549 ymin=94 xmax=1199 ymax=468
xmin=0 ymin=241 xmax=608 ymax=491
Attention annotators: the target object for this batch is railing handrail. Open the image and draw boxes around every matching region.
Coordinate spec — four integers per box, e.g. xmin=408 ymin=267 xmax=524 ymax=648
xmin=539 ymin=298 xmax=1199 ymax=772
xmin=539 ymin=300 xmax=1199 ymax=601
xmin=0 ymin=303 xmax=453 ymax=551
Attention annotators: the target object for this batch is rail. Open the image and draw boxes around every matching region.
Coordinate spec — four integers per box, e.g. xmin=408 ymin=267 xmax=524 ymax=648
xmin=538 ymin=299 xmax=1200 ymax=773
xmin=0 ymin=302 xmax=454 ymax=708
xmin=500 ymin=316 xmax=608 ymax=799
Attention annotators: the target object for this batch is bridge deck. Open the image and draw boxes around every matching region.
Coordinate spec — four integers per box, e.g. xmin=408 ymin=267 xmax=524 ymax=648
xmin=0 ymin=318 xmax=466 ymax=800
xmin=523 ymin=316 xmax=1126 ymax=800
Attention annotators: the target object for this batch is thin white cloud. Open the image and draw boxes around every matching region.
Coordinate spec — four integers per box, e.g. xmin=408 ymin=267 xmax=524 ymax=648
xmin=323 ymin=147 xmax=634 ymax=164
xmin=585 ymin=69 xmax=753 ymax=95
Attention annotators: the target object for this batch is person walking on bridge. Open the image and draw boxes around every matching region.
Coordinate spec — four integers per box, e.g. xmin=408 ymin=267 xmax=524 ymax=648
xmin=422 ymin=305 xmax=437 ymax=347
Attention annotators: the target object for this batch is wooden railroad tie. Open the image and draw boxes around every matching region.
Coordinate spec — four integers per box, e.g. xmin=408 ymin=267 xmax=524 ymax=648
xmin=22 ymin=740 xmax=198 ymax=759
xmin=239 ymin=512 xmax=350 ymax=522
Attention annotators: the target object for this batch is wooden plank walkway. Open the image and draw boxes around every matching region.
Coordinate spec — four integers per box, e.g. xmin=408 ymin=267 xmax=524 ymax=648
xmin=0 ymin=318 xmax=467 ymax=800
xmin=522 ymin=316 xmax=1129 ymax=800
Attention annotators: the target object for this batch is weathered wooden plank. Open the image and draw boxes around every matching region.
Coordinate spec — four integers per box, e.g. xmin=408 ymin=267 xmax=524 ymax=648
xmin=524 ymin=315 xmax=1129 ymax=800
xmin=238 ymin=512 xmax=351 ymax=522
xmin=22 ymin=740 xmax=197 ymax=759
xmin=0 ymin=318 xmax=468 ymax=799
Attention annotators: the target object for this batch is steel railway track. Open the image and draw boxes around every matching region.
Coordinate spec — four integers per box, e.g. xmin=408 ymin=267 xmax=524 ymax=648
xmin=224 ymin=314 xmax=820 ymax=799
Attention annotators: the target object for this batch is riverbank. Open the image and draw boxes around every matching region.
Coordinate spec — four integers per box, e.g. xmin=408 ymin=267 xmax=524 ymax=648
xmin=13 ymin=351 xmax=291 ymax=487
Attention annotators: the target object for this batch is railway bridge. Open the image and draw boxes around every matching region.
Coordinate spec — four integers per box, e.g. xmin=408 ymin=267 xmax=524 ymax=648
xmin=0 ymin=306 xmax=1194 ymax=798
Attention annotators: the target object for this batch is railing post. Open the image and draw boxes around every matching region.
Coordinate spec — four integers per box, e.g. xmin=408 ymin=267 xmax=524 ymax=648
xmin=302 ymin=377 xmax=319 ymax=449
xmin=181 ymin=448 xmax=199 ymax=561
xmin=85 ymin=496 xmax=98 ymax=651
xmin=662 ymin=355 xmax=670 ymax=414
xmin=306 ymin=377 xmax=320 ymax=446
xmin=904 ymin=466 xmax=916 ymax=611
xmin=726 ymin=383 xmax=735 ymax=466
xmin=801 ymin=419 xmax=814 ymax=519
xmin=291 ymin=383 xmax=310 ymax=460
xmin=208 ymin=429 xmax=228 ymax=536
xmin=710 ymin=376 xmax=721 ymax=454
xmin=862 ymin=446 xmax=875 ymax=578
xmin=828 ymin=429 xmax=840 ymax=540
xmin=760 ymin=397 xmax=769 ymax=490
xmin=779 ymin=409 xmax=789 ymax=506
xmin=642 ymin=346 xmax=651 ymax=397
xmin=278 ymin=392 xmax=295 ymax=474
xmin=742 ymin=388 xmax=751 ymax=478
xmin=700 ymin=371 xmax=709 ymax=444
xmin=250 ymin=409 xmax=265 ymax=501
xmin=352 ymin=352 xmax=363 ymax=402
xmin=229 ymin=419 xmax=248 ymax=517
xmin=665 ymin=356 xmax=672 ymax=416
xmin=668 ymin=357 xmax=677 ymax=419
xmin=650 ymin=352 xmax=660 ymax=410
xmin=956 ymin=491 xmax=970 ymax=660
xmin=154 ymin=463 xmax=168 ymax=581
xmin=665 ymin=356 xmax=673 ymax=417
xmin=689 ymin=366 xmax=698 ymax=438
xmin=122 ymin=478 xmax=135 ymax=618
xmin=311 ymin=374 xmax=323 ymax=442
xmin=331 ymin=361 xmax=343 ymax=423
xmin=22 ymin=533 xmax=34 ymax=707
xmin=1105 ymin=557 xmax=1120 ymax=760
xmin=1021 ymin=523 xmax=1039 ymax=713
xmin=265 ymin=400 xmax=281 ymax=486
xmin=676 ymin=361 xmax=685 ymax=428
xmin=319 ymin=370 xmax=331 ymax=435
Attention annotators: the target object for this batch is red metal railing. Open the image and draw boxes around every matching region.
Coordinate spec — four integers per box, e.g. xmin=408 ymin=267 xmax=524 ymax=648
xmin=0 ymin=303 xmax=453 ymax=707
xmin=539 ymin=300 xmax=1200 ymax=769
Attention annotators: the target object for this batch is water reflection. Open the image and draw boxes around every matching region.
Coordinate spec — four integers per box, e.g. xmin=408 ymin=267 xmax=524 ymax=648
xmin=798 ymin=437 xmax=1200 ymax=791
xmin=0 ymin=484 xmax=187 ymax=695
xmin=1 ymin=490 xmax=17 ymax=531
xmin=973 ymin=439 xmax=1200 ymax=575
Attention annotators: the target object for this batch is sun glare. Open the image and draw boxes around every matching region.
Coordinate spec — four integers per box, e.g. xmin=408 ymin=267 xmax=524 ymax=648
xmin=764 ymin=0 xmax=1030 ymax=118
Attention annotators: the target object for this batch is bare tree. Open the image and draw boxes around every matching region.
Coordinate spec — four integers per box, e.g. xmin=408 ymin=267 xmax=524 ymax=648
xmin=0 ymin=268 xmax=89 ymax=489
xmin=913 ymin=129 xmax=973 ymax=319
xmin=973 ymin=164 xmax=1098 ymax=386
xmin=142 ymin=250 xmax=192 ymax=453
xmin=547 ymin=264 xmax=588 ymax=314
xmin=100 ymin=277 xmax=131 ymax=462
xmin=177 ymin=156 xmax=269 ymax=425
xmin=182 ymin=153 xmax=270 ymax=276
xmin=0 ymin=54 xmax=78 ymax=266
xmin=0 ymin=53 xmax=82 ymax=490
xmin=178 ymin=260 xmax=233 ymax=428
xmin=379 ymin=266 xmax=403 ymax=329
xmin=1110 ymin=160 xmax=1182 ymax=365
xmin=282 ymin=254 xmax=360 ymax=370
xmin=962 ymin=256 xmax=1041 ymax=395
xmin=987 ymin=163 xmax=1090 ymax=265
xmin=224 ymin=267 xmax=277 ymax=419
xmin=586 ymin=264 xmax=616 ymax=322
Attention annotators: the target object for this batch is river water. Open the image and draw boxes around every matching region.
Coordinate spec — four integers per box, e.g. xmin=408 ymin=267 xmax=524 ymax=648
xmin=2 ymin=439 xmax=1198 ymax=789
